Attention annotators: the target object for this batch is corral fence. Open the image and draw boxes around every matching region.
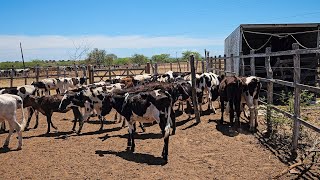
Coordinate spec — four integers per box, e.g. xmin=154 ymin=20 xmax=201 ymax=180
xmin=0 ymin=64 xmax=88 ymax=87
xmin=207 ymin=43 xmax=320 ymax=157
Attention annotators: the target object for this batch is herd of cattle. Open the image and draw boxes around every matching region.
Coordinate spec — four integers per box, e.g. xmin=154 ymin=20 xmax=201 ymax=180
xmin=0 ymin=70 xmax=261 ymax=161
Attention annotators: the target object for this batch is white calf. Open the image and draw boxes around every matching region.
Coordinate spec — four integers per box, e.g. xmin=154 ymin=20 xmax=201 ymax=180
xmin=0 ymin=94 xmax=26 ymax=150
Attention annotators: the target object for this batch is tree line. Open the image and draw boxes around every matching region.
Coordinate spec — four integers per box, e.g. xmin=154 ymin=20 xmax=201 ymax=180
xmin=0 ymin=48 xmax=202 ymax=69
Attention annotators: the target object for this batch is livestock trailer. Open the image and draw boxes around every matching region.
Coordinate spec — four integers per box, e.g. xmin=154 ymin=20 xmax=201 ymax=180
xmin=224 ymin=23 xmax=320 ymax=86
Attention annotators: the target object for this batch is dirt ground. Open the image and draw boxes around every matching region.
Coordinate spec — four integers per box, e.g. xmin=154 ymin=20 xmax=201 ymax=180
xmin=0 ymin=101 xmax=299 ymax=180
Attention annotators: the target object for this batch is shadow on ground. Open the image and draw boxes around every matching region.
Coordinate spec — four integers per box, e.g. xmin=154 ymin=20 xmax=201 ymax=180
xmin=95 ymin=150 xmax=167 ymax=166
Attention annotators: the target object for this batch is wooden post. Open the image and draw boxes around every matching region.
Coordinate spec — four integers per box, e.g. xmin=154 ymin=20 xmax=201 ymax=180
xmin=240 ymin=51 xmax=245 ymax=76
xmin=190 ymin=55 xmax=200 ymax=123
xmin=36 ymin=64 xmax=40 ymax=82
xmin=223 ymin=54 xmax=227 ymax=75
xmin=108 ymin=66 xmax=112 ymax=81
xmin=230 ymin=54 xmax=234 ymax=75
xmin=57 ymin=66 xmax=60 ymax=78
xmin=170 ymin=62 xmax=173 ymax=71
xmin=126 ymin=66 xmax=129 ymax=76
xmin=265 ymin=47 xmax=273 ymax=136
xmin=154 ymin=63 xmax=158 ymax=75
xmin=214 ymin=56 xmax=218 ymax=74
xmin=10 ymin=65 xmax=14 ymax=87
xmin=201 ymin=58 xmax=205 ymax=73
xmin=292 ymin=43 xmax=301 ymax=158
xmin=74 ymin=63 xmax=79 ymax=77
xmin=46 ymin=67 xmax=49 ymax=78
xmin=24 ymin=69 xmax=27 ymax=85
xmin=210 ymin=57 xmax=213 ymax=72
xmin=63 ymin=67 xmax=66 ymax=78
xmin=205 ymin=49 xmax=208 ymax=72
xmin=187 ymin=60 xmax=189 ymax=71
xmin=82 ymin=66 xmax=87 ymax=85
xmin=145 ymin=62 xmax=150 ymax=74
xmin=218 ymin=55 xmax=222 ymax=76
xmin=88 ymin=65 xmax=93 ymax=84
xmin=250 ymin=50 xmax=255 ymax=76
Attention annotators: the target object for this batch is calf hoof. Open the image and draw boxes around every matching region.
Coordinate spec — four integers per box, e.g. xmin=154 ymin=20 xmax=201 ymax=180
xmin=3 ymin=144 xmax=9 ymax=148
xmin=33 ymin=125 xmax=38 ymax=129
xmin=162 ymin=154 xmax=168 ymax=162
xmin=131 ymin=146 xmax=135 ymax=152
xmin=76 ymin=131 xmax=81 ymax=135
xmin=171 ymin=129 xmax=176 ymax=135
xmin=17 ymin=146 xmax=22 ymax=151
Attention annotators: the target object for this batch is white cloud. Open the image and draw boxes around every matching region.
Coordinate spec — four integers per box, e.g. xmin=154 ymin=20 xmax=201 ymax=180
xmin=0 ymin=35 xmax=224 ymax=61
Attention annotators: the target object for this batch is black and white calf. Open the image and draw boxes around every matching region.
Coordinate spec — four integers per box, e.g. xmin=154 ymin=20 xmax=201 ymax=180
xmin=241 ymin=76 xmax=261 ymax=132
xmin=31 ymin=78 xmax=60 ymax=95
xmin=101 ymin=89 xmax=174 ymax=161
xmin=197 ymin=72 xmax=221 ymax=114
xmin=56 ymin=77 xmax=86 ymax=93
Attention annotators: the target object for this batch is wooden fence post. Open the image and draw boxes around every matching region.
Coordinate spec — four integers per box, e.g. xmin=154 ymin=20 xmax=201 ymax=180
xmin=265 ymin=47 xmax=273 ymax=136
xmin=145 ymin=62 xmax=151 ymax=74
xmin=230 ymin=54 xmax=234 ymax=75
xmin=46 ymin=67 xmax=49 ymax=78
xmin=186 ymin=60 xmax=189 ymax=71
xmin=201 ymin=58 xmax=205 ymax=73
xmin=218 ymin=55 xmax=222 ymax=76
xmin=108 ymin=66 xmax=112 ymax=81
xmin=250 ymin=50 xmax=255 ymax=76
xmin=154 ymin=63 xmax=158 ymax=75
xmin=82 ymin=66 xmax=87 ymax=85
xmin=210 ymin=57 xmax=213 ymax=72
xmin=57 ymin=66 xmax=60 ymax=78
xmin=74 ymin=63 xmax=79 ymax=77
xmin=214 ymin=56 xmax=218 ymax=74
xmin=10 ymin=65 xmax=14 ymax=87
xmin=170 ymin=62 xmax=173 ymax=71
xmin=24 ymin=68 xmax=27 ymax=85
xmin=292 ymin=43 xmax=301 ymax=158
xmin=205 ymin=50 xmax=209 ymax=73
xmin=190 ymin=55 xmax=200 ymax=123
xmin=36 ymin=64 xmax=40 ymax=82
xmin=88 ymin=65 xmax=93 ymax=84
xmin=240 ymin=51 xmax=245 ymax=76
xmin=63 ymin=67 xmax=66 ymax=78
xmin=223 ymin=54 xmax=227 ymax=75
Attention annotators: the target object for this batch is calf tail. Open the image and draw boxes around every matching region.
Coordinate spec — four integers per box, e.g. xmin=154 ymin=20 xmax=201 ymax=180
xmin=18 ymin=99 xmax=26 ymax=131
xmin=164 ymin=106 xmax=171 ymax=139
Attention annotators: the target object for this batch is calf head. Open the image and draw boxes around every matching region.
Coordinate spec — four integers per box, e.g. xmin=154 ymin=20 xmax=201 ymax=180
xmin=101 ymin=94 xmax=113 ymax=116
xmin=59 ymin=91 xmax=85 ymax=111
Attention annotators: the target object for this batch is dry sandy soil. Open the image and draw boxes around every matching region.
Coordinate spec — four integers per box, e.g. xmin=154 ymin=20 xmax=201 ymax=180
xmin=1 ymin=101 xmax=307 ymax=180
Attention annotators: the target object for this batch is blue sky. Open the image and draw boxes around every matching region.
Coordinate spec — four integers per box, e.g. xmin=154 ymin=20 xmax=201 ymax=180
xmin=0 ymin=0 xmax=319 ymax=61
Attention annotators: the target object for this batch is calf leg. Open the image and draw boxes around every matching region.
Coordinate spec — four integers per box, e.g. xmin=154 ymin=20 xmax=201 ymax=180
xmin=254 ymin=98 xmax=259 ymax=129
xmin=170 ymin=107 xmax=176 ymax=135
xmin=159 ymin=115 xmax=169 ymax=161
xmin=127 ymin=121 xmax=135 ymax=152
xmin=3 ymin=122 xmax=14 ymax=147
xmin=34 ymin=110 xmax=39 ymax=129
xmin=139 ymin=122 xmax=145 ymax=132
xmin=220 ymin=99 xmax=225 ymax=124
xmin=98 ymin=115 xmax=104 ymax=131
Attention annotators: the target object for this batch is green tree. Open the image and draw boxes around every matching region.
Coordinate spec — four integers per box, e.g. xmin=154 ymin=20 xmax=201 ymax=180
xmin=151 ymin=54 xmax=170 ymax=63
xmin=130 ymin=54 xmax=148 ymax=64
xmin=86 ymin=48 xmax=114 ymax=66
xmin=181 ymin=51 xmax=202 ymax=62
